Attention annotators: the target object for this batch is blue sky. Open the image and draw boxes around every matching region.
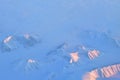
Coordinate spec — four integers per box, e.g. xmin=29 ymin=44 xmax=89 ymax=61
xmin=0 ymin=0 xmax=120 ymax=34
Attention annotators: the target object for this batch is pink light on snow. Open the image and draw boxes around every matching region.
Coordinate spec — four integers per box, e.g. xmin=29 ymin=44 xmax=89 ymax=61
xmin=88 ymin=50 xmax=100 ymax=60
xmin=70 ymin=52 xmax=79 ymax=63
xmin=4 ymin=36 xmax=13 ymax=43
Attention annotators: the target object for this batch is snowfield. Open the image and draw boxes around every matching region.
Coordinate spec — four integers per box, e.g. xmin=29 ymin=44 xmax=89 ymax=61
xmin=0 ymin=30 xmax=120 ymax=80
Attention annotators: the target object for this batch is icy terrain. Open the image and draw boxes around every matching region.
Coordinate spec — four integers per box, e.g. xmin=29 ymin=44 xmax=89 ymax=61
xmin=0 ymin=0 xmax=120 ymax=80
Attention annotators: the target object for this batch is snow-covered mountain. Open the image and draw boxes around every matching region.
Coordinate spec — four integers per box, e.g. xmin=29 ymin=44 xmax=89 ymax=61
xmin=0 ymin=30 xmax=120 ymax=80
xmin=0 ymin=0 xmax=120 ymax=80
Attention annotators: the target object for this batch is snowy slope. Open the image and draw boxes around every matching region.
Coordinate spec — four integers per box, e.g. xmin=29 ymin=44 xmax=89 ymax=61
xmin=0 ymin=30 xmax=120 ymax=80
